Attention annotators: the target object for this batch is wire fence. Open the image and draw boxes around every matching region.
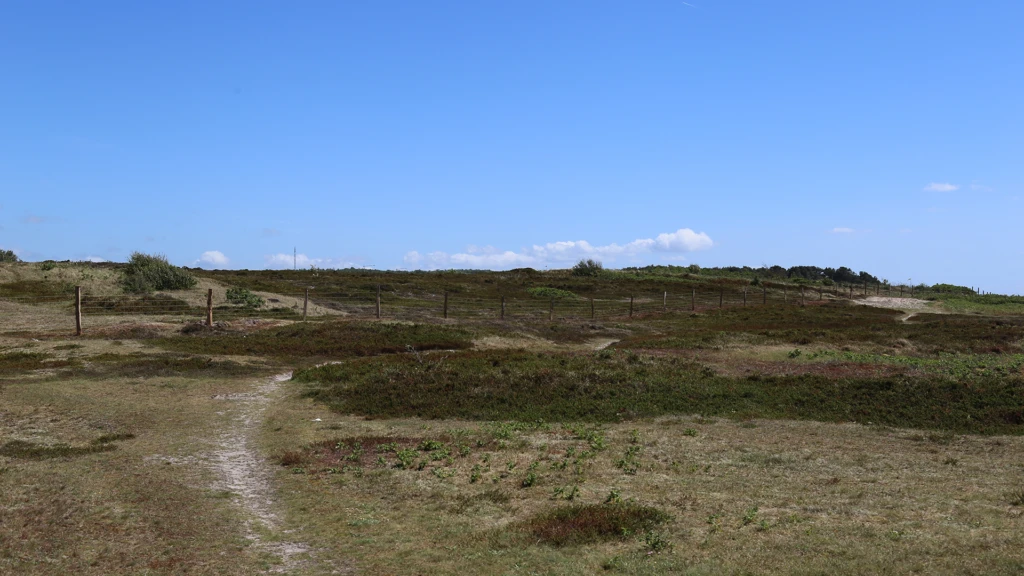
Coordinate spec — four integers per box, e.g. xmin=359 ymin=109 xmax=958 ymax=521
xmin=0 ymin=281 xmax=925 ymax=335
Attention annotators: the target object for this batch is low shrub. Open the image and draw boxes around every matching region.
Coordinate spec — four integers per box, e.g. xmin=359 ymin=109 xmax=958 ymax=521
xmin=120 ymin=252 xmax=197 ymax=293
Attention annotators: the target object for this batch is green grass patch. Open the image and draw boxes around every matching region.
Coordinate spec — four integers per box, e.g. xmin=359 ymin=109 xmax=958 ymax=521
xmin=526 ymin=287 xmax=579 ymax=300
xmin=0 ymin=351 xmax=74 ymax=372
xmin=296 ymin=350 xmax=1024 ymax=434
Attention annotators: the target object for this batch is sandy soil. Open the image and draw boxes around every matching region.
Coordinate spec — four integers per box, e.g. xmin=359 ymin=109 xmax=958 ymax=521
xmin=210 ymin=372 xmax=313 ymax=573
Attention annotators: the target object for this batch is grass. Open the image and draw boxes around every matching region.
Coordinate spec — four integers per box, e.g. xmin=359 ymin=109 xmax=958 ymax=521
xmin=295 ymin=350 xmax=1024 ymax=434
xmin=5 ymin=262 xmax=1024 ymax=574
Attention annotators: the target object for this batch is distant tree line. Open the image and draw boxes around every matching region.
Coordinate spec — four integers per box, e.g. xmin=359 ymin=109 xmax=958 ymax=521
xmin=620 ymin=263 xmax=882 ymax=284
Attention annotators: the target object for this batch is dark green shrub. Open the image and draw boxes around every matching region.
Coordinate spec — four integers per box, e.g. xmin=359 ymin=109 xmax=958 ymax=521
xmin=120 ymin=252 xmax=197 ymax=293
xmin=527 ymin=287 xmax=578 ymax=300
xmin=0 ymin=249 xmax=19 ymax=263
xmin=571 ymin=258 xmax=604 ymax=277
xmin=226 ymin=287 xmax=265 ymax=308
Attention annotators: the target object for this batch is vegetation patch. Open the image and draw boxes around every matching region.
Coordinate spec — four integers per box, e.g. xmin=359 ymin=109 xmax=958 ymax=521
xmin=526 ymin=287 xmax=579 ymax=300
xmin=81 ymin=293 xmax=196 ymax=315
xmin=525 ymin=502 xmax=669 ymax=546
xmin=0 ymin=440 xmax=116 ymax=460
xmin=225 ymin=287 xmax=265 ymax=308
xmin=296 ymin=350 xmax=1024 ymax=434
xmin=156 ymin=320 xmax=472 ymax=360
xmin=0 ymin=351 xmax=74 ymax=372
xmin=0 ymin=279 xmax=74 ymax=299
xmin=120 ymin=252 xmax=197 ymax=293
xmin=66 ymin=353 xmax=268 ymax=379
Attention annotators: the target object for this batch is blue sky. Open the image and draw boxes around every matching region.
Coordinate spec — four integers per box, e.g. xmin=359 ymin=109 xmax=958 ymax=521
xmin=1 ymin=1 xmax=1021 ymax=293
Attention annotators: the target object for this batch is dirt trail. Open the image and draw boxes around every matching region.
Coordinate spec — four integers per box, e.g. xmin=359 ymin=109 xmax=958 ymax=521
xmin=210 ymin=372 xmax=312 ymax=573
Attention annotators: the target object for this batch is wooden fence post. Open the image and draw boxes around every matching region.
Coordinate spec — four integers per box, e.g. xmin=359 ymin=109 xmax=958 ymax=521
xmin=719 ymin=289 xmax=723 ymax=309
xmin=801 ymin=286 xmax=805 ymax=306
xmin=501 ymin=296 xmax=505 ymax=320
xmin=692 ymin=289 xmax=696 ymax=311
xmin=75 ymin=286 xmax=82 ymax=336
xmin=303 ymin=288 xmax=309 ymax=321
xmin=376 ymin=284 xmax=381 ymax=319
xmin=818 ymin=287 xmax=823 ymax=300
xmin=663 ymin=291 xmax=667 ymax=313
xmin=629 ymin=295 xmax=634 ymax=317
xmin=743 ymin=287 xmax=747 ymax=306
xmin=590 ymin=297 xmax=595 ymax=320
xmin=443 ymin=291 xmax=448 ymax=319
xmin=783 ymin=285 xmax=787 ymax=303
xmin=850 ymin=285 xmax=854 ymax=299
xmin=550 ymin=297 xmax=554 ymax=321
xmin=206 ymin=288 xmax=213 ymax=327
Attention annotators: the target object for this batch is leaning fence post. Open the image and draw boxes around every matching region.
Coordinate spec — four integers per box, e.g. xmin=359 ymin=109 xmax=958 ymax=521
xmin=206 ymin=288 xmax=213 ymax=327
xmin=75 ymin=286 xmax=82 ymax=336
xmin=303 ymin=288 xmax=309 ymax=321
xmin=376 ymin=284 xmax=381 ymax=319
xmin=500 ymin=295 xmax=505 ymax=320
xmin=443 ymin=291 xmax=448 ymax=319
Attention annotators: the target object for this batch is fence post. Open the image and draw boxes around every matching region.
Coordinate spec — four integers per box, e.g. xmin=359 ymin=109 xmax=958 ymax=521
xmin=443 ymin=291 xmax=448 ymax=319
xmin=743 ymin=287 xmax=747 ymax=306
xmin=719 ymin=289 xmax=723 ymax=309
xmin=801 ymin=286 xmax=805 ymax=306
xmin=783 ymin=285 xmax=787 ymax=303
xmin=206 ymin=288 xmax=213 ymax=327
xmin=900 ymin=286 xmax=903 ymax=297
xmin=763 ymin=285 xmax=767 ymax=305
xmin=303 ymin=288 xmax=309 ymax=321
xmin=550 ymin=297 xmax=555 ymax=321
xmin=590 ymin=297 xmax=595 ymax=320
xmin=819 ymin=287 xmax=822 ymax=301
xmin=850 ymin=285 xmax=854 ymax=299
xmin=663 ymin=291 xmax=667 ymax=313
xmin=376 ymin=284 xmax=381 ymax=319
xmin=629 ymin=295 xmax=634 ymax=318
xmin=75 ymin=286 xmax=82 ymax=336
xmin=501 ymin=295 xmax=505 ymax=320
xmin=691 ymin=289 xmax=696 ymax=311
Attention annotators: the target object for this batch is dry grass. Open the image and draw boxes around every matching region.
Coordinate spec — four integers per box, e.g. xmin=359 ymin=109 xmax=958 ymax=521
xmin=258 ymin=394 xmax=1024 ymax=575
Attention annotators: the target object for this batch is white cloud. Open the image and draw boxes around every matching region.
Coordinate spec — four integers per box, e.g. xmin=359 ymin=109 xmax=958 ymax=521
xmin=264 ymin=253 xmax=355 ymax=269
xmin=924 ymin=182 xmax=959 ymax=192
xmin=195 ymin=250 xmax=229 ymax=268
xmin=83 ymin=256 xmax=106 ymax=263
xmin=831 ymin=227 xmax=855 ymax=233
xmin=404 ymin=228 xmax=713 ymax=270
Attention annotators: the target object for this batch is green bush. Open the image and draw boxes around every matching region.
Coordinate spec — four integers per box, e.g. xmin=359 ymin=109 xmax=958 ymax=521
xmin=0 ymin=249 xmax=19 ymax=263
xmin=120 ymin=252 xmax=197 ymax=293
xmin=527 ymin=287 xmax=578 ymax=300
xmin=571 ymin=259 xmax=604 ymax=277
xmin=226 ymin=287 xmax=265 ymax=308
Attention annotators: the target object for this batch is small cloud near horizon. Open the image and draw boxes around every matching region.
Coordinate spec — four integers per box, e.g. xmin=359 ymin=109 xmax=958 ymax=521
xmin=404 ymin=228 xmax=713 ymax=270
xmin=194 ymin=250 xmax=229 ymax=268
xmin=924 ymin=182 xmax=959 ymax=192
